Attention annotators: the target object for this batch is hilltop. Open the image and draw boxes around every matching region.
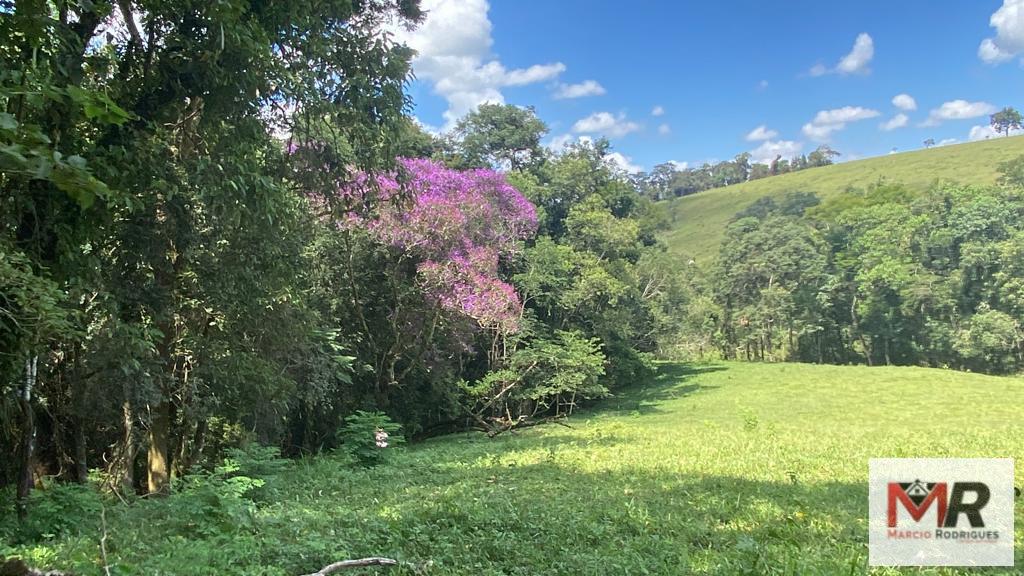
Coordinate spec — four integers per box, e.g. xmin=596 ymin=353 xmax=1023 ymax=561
xmin=660 ymin=136 xmax=1024 ymax=265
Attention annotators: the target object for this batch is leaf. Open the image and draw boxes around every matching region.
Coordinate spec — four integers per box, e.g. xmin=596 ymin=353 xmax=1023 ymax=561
xmin=0 ymin=112 xmax=17 ymax=131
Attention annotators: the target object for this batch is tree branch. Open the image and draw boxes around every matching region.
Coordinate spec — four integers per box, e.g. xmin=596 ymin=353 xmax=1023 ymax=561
xmin=299 ymin=557 xmax=400 ymax=575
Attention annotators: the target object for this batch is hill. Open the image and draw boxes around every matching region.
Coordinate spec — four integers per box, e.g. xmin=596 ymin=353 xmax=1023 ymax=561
xmin=5 ymin=362 xmax=1023 ymax=574
xmin=661 ymin=135 xmax=1024 ymax=265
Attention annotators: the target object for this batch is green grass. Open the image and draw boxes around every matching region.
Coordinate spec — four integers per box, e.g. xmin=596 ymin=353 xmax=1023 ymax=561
xmin=3 ymin=362 xmax=1023 ymax=575
xmin=661 ymin=136 xmax=1024 ymax=265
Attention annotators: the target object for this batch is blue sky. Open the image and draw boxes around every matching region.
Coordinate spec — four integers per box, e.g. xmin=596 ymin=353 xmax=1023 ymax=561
xmin=395 ymin=1 xmax=1024 ymax=173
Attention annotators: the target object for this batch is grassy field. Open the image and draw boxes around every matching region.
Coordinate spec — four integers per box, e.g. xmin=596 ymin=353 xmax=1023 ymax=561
xmin=661 ymin=136 xmax=1024 ymax=265
xmin=3 ymin=362 xmax=1022 ymax=575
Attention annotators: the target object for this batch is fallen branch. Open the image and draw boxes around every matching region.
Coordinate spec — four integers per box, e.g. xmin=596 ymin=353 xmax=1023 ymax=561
xmin=486 ymin=414 xmax=572 ymax=438
xmin=300 ymin=558 xmax=398 ymax=575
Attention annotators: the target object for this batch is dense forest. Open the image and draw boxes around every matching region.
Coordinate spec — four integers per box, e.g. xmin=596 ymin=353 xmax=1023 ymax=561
xmin=664 ymin=158 xmax=1024 ymax=371
xmin=0 ymin=0 xmax=684 ymax=519
xmin=2 ymin=0 xmax=1024 ymax=533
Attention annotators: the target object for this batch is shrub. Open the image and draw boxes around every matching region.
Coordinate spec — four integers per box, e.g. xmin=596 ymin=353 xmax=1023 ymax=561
xmin=338 ymin=411 xmax=405 ymax=466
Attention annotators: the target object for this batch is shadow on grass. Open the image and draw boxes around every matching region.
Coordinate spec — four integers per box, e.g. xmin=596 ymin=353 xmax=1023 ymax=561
xmin=596 ymin=362 xmax=727 ymax=417
xmin=260 ymin=455 xmax=878 ymax=576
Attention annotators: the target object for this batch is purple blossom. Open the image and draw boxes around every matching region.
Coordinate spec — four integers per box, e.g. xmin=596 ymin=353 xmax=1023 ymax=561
xmin=325 ymin=158 xmax=538 ymax=334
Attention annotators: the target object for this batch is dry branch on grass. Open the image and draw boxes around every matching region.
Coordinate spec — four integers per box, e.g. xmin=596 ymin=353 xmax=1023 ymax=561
xmin=301 ymin=557 xmax=431 ymax=575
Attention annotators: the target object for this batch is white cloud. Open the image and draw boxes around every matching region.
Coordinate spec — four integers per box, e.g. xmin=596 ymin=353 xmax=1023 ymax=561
xmin=969 ymin=123 xmax=1023 ymax=141
xmin=545 ymin=133 xmax=574 ymax=151
xmin=389 ymin=0 xmax=565 ymax=128
xmin=651 ymin=105 xmax=665 ymax=116
xmin=603 ymin=151 xmax=643 ymax=174
xmin=808 ymin=33 xmax=874 ymax=76
xmin=880 ymin=113 xmax=909 ymax=131
xmin=802 ymin=106 xmax=880 ymax=141
xmin=667 ymin=160 xmax=689 ymax=170
xmin=801 ymin=122 xmax=839 ymax=141
xmin=553 ymin=80 xmax=605 ymax=99
xmin=979 ymin=0 xmax=1024 ymax=64
xmin=938 ymin=138 xmax=959 ymax=146
xmin=923 ymin=100 xmax=997 ymax=126
xmin=657 ymin=123 xmax=671 ymax=135
xmin=836 ymin=33 xmax=874 ymax=74
xmin=812 ymin=106 xmax=881 ymax=125
xmin=572 ymin=111 xmax=641 ymax=138
xmin=892 ymin=93 xmax=917 ymax=111
xmin=750 ymin=140 xmax=803 ymax=165
xmin=745 ymin=125 xmax=778 ymax=141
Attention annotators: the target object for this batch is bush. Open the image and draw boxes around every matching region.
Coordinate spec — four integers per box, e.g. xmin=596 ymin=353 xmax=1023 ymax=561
xmin=338 ymin=411 xmax=405 ymax=467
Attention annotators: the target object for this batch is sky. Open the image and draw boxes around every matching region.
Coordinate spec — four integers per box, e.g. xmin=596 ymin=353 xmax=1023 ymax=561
xmin=392 ymin=0 xmax=1024 ymax=174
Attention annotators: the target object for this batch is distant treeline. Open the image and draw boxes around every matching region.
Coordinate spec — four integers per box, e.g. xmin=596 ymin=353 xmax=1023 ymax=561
xmin=633 ymin=145 xmax=841 ymax=200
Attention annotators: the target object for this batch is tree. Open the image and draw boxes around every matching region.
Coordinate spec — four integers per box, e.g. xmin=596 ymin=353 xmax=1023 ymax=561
xmin=807 ymin=145 xmax=840 ymax=168
xmin=1 ymin=0 xmax=425 ymax=499
xmin=450 ymin=103 xmax=549 ymax=172
xmin=990 ymin=107 xmax=1022 ymax=137
xmin=924 ymin=138 xmax=936 ymax=148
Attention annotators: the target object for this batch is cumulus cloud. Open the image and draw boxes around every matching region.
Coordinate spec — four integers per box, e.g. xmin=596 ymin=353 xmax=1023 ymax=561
xmin=802 ymin=106 xmax=880 ymax=141
xmin=922 ymin=100 xmax=997 ymax=126
xmin=651 ymin=105 xmax=665 ymax=116
xmin=836 ymin=33 xmax=875 ymax=74
xmin=572 ymin=111 xmax=641 ymax=138
xmin=545 ymin=133 xmax=575 ymax=151
xmin=880 ymin=113 xmax=909 ymax=131
xmin=969 ymin=123 xmax=1022 ymax=141
xmin=553 ymin=80 xmax=605 ymax=99
xmin=750 ymin=140 xmax=803 ymax=165
xmin=389 ymin=0 xmax=565 ymax=128
xmin=812 ymin=106 xmax=881 ymax=125
xmin=979 ymin=0 xmax=1024 ymax=64
xmin=657 ymin=123 xmax=671 ymax=135
xmin=604 ymin=151 xmax=643 ymax=174
xmin=745 ymin=125 xmax=778 ymax=141
xmin=892 ymin=93 xmax=917 ymax=111
xmin=808 ymin=33 xmax=874 ymax=76
xmin=938 ymin=138 xmax=959 ymax=146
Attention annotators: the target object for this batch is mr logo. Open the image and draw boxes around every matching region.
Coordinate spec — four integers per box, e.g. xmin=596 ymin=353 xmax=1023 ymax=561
xmin=869 ymin=458 xmax=1013 ymax=566
xmin=887 ymin=480 xmax=989 ymax=528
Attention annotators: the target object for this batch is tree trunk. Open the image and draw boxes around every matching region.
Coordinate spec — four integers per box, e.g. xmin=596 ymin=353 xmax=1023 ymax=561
xmin=147 ymin=399 xmax=171 ymax=495
xmin=16 ymin=356 xmax=38 ymax=520
xmin=118 ymin=398 xmax=136 ymax=494
xmin=73 ymin=416 xmax=88 ymax=483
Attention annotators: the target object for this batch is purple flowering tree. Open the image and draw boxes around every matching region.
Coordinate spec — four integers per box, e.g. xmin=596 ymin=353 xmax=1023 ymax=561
xmin=310 ymin=158 xmax=537 ymax=399
xmin=364 ymin=158 xmax=538 ymax=335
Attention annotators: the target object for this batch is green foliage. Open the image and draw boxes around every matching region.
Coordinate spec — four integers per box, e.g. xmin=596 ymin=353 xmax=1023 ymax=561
xmin=690 ymin=175 xmax=1024 ymax=373
xmin=0 ymin=0 xmax=424 ymax=494
xmin=338 ymin=411 xmax=405 ymax=467
xmin=447 ymin=103 xmax=548 ymax=172
xmin=0 ymin=483 xmax=102 ymax=544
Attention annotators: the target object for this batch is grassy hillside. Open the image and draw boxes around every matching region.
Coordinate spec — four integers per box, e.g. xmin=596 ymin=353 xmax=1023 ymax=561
xmin=661 ymin=136 xmax=1024 ymax=265
xmin=5 ymin=362 xmax=1023 ymax=574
